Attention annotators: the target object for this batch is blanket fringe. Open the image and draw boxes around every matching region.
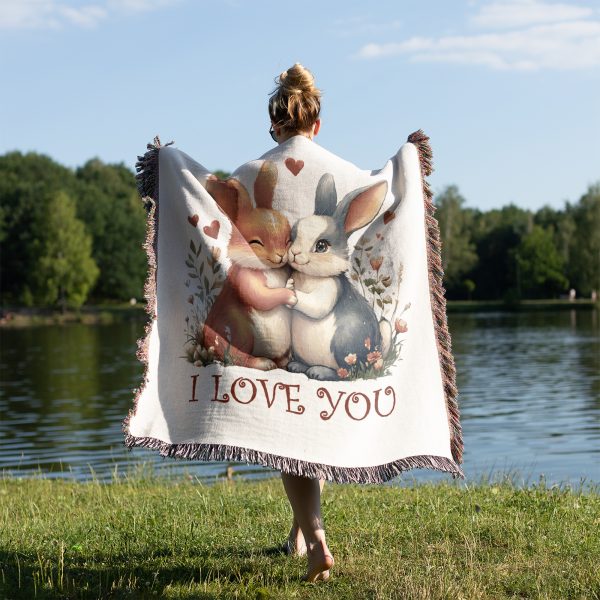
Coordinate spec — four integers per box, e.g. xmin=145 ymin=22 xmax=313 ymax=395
xmin=122 ymin=133 xmax=465 ymax=484
xmin=124 ymin=434 xmax=463 ymax=483
xmin=122 ymin=136 xmax=172 ymax=438
xmin=407 ymin=129 xmax=464 ymax=465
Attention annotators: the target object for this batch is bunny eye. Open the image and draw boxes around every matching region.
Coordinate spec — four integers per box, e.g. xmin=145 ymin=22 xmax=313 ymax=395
xmin=314 ymin=239 xmax=330 ymax=253
xmin=249 ymin=239 xmax=264 ymax=246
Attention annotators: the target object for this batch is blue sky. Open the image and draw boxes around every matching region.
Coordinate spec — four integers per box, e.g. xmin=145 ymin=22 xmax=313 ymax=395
xmin=0 ymin=0 xmax=598 ymax=210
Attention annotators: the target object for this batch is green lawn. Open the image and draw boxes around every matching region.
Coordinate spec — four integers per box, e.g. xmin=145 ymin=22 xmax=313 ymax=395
xmin=1 ymin=474 xmax=599 ymax=599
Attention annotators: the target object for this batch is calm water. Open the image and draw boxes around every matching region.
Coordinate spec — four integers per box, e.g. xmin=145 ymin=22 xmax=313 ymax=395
xmin=1 ymin=310 xmax=598 ymax=486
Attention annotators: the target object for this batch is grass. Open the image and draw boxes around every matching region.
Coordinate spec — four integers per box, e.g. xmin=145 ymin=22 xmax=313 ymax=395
xmin=1 ymin=472 xmax=599 ymax=599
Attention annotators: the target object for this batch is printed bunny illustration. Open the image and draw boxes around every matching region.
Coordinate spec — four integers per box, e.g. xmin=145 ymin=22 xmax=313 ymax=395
xmin=286 ymin=174 xmax=392 ymax=380
xmin=201 ymin=161 xmax=296 ymax=370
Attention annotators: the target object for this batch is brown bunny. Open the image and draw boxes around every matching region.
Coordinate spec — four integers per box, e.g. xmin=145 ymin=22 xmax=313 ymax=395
xmin=201 ymin=161 xmax=296 ymax=370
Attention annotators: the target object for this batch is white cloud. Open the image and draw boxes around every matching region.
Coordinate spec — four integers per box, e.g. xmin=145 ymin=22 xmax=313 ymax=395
xmin=356 ymin=1 xmax=600 ymax=70
xmin=107 ymin=0 xmax=180 ymax=13
xmin=472 ymin=0 xmax=593 ymax=29
xmin=0 ymin=0 xmax=178 ymax=30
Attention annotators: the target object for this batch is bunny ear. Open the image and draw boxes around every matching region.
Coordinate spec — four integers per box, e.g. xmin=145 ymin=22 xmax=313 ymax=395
xmin=314 ymin=173 xmax=337 ymax=216
xmin=335 ymin=180 xmax=388 ymax=235
xmin=205 ymin=175 xmax=253 ymax=222
xmin=225 ymin=178 xmax=253 ymax=213
xmin=254 ymin=160 xmax=278 ymax=209
xmin=205 ymin=176 xmax=239 ymax=222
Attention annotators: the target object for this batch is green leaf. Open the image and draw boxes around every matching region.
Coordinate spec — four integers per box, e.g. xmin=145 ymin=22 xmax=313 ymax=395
xmin=190 ymin=240 xmax=196 ymax=254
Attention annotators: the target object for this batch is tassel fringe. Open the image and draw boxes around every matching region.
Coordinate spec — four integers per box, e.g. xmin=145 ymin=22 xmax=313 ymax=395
xmin=407 ymin=129 xmax=464 ymax=466
xmin=124 ymin=435 xmax=462 ymax=484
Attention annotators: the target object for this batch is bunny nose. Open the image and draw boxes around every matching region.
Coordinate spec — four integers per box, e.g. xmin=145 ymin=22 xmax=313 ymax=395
xmin=289 ymin=247 xmax=308 ymax=265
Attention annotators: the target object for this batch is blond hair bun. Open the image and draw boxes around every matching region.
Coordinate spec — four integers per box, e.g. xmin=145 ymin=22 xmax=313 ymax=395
xmin=268 ymin=63 xmax=321 ymax=134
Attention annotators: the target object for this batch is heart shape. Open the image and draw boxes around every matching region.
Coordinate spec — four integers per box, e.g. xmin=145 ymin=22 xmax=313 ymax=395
xmin=383 ymin=210 xmax=396 ymax=225
xmin=187 ymin=214 xmax=199 ymax=227
xmin=285 ymin=158 xmax=304 ymax=176
xmin=203 ymin=219 xmax=220 ymax=239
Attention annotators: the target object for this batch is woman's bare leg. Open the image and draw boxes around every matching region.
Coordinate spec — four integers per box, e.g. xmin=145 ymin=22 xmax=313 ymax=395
xmin=280 ymin=473 xmax=333 ymax=581
xmin=284 ymin=478 xmax=325 ymax=556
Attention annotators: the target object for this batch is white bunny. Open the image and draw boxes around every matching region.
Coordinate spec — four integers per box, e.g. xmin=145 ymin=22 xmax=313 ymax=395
xmin=286 ymin=174 xmax=391 ymax=380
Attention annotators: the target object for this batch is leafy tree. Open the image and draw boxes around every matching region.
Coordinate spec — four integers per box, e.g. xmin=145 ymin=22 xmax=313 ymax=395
xmin=514 ymin=225 xmax=568 ymax=298
xmin=568 ymin=184 xmax=600 ymax=296
xmin=33 ymin=191 xmax=99 ymax=309
xmin=434 ymin=186 xmax=478 ymax=298
xmin=75 ymin=159 xmax=147 ymax=301
xmin=0 ymin=152 xmax=81 ymax=303
xmin=467 ymin=205 xmax=532 ymax=300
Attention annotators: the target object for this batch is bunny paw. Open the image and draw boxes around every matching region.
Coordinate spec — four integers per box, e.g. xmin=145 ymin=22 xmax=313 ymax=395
xmin=249 ymin=357 xmax=278 ymax=371
xmin=286 ymin=277 xmax=295 ymax=290
xmin=286 ymin=293 xmax=298 ymax=307
xmin=306 ymin=366 xmax=339 ymax=381
xmin=287 ymin=360 xmax=309 ymax=374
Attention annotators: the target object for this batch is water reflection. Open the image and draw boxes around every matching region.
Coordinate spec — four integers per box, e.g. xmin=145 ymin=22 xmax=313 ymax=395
xmin=1 ymin=310 xmax=598 ymax=485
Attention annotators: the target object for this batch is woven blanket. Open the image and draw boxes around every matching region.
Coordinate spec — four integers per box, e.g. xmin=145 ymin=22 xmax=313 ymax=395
xmin=122 ymin=131 xmax=463 ymax=483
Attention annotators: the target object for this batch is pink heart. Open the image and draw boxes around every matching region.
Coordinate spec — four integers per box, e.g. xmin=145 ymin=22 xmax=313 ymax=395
xmin=383 ymin=210 xmax=396 ymax=225
xmin=187 ymin=214 xmax=199 ymax=227
xmin=285 ymin=158 xmax=304 ymax=176
xmin=203 ymin=219 xmax=220 ymax=239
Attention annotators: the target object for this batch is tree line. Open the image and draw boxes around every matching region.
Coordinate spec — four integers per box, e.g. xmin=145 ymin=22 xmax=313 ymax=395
xmin=435 ymin=184 xmax=599 ymax=300
xmin=0 ymin=151 xmax=598 ymax=308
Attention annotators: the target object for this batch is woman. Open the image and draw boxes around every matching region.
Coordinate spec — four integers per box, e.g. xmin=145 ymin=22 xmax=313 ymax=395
xmin=268 ymin=63 xmax=334 ymax=583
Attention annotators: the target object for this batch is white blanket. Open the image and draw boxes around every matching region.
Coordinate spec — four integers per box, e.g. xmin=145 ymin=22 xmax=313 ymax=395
xmin=123 ymin=130 xmax=463 ymax=483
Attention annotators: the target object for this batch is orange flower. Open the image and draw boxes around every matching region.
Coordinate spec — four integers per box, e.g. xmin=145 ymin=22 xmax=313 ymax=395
xmin=364 ymin=337 xmax=371 ymax=350
xmin=370 ymin=256 xmax=384 ymax=272
xmin=374 ymin=358 xmax=384 ymax=370
xmin=395 ymin=318 xmax=408 ymax=333
xmin=367 ymin=350 xmax=382 ymax=364
xmin=344 ymin=353 xmax=357 ymax=365
xmin=337 ymin=368 xmax=349 ymax=378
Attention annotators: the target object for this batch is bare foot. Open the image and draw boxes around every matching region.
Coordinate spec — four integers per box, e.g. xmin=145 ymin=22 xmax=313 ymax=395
xmin=283 ymin=524 xmax=306 ymax=557
xmin=302 ymin=540 xmax=334 ymax=583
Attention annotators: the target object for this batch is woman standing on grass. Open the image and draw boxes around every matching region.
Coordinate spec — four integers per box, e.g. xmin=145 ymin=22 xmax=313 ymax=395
xmin=267 ymin=63 xmax=333 ymax=583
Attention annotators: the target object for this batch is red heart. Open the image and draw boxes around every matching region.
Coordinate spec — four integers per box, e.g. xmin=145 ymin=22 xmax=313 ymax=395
xmin=285 ymin=158 xmax=304 ymax=176
xmin=188 ymin=214 xmax=199 ymax=227
xmin=383 ymin=210 xmax=396 ymax=224
xmin=203 ymin=219 xmax=220 ymax=239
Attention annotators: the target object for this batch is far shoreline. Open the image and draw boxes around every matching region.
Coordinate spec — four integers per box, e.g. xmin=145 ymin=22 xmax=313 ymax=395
xmin=0 ymin=298 xmax=598 ymax=328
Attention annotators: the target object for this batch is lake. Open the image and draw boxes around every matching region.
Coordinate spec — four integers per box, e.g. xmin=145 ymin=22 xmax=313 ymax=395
xmin=1 ymin=310 xmax=598 ymax=486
